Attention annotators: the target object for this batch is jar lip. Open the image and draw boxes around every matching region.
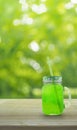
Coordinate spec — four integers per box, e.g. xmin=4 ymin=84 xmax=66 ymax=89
xmin=43 ymin=76 xmax=62 ymax=77
xmin=43 ymin=76 xmax=62 ymax=83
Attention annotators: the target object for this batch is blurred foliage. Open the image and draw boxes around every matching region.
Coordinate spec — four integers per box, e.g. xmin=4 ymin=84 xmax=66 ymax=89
xmin=0 ymin=0 xmax=77 ymax=98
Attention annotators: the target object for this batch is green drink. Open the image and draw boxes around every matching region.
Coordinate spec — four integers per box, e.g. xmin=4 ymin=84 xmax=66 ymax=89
xmin=42 ymin=76 xmax=65 ymax=115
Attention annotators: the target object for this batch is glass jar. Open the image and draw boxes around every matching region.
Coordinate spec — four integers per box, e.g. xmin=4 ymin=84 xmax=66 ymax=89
xmin=42 ymin=76 xmax=71 ymax=115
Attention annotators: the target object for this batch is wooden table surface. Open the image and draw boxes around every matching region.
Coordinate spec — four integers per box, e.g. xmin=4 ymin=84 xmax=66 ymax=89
xmin=0 ymin=99 xmax=77 ymax=130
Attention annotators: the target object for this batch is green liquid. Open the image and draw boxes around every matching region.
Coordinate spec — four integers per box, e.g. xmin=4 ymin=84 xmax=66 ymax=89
xmin=42 ymin=83 xmax=65 ymax=115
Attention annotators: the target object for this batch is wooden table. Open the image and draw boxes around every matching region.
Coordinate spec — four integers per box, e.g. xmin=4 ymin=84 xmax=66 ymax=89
xmin=0 ymin=99 xmax=77 ymax=130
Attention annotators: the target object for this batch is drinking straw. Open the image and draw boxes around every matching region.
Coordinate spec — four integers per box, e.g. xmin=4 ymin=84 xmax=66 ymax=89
xmin=47 ymin=57 xmax=61 ymax=113
xmin=47 ymin=57 xmax=54 ymax=76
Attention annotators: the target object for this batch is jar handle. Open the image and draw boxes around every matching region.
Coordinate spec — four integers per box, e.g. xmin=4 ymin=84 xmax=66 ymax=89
xmin=64 ymin=86 xmax=71 ymax=108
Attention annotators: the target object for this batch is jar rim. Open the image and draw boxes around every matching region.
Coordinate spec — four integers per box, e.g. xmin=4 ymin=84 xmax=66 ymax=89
xmin=43 ymin=76 xmax=62 ymax=83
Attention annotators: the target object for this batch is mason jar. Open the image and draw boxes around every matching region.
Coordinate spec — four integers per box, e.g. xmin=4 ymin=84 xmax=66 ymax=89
xmin=42 ymin=76 xmax=71 ymax=115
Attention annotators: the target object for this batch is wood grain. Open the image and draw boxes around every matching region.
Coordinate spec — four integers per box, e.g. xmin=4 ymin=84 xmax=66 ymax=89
xmin=0 ymin=99 xmax=77 ymax=130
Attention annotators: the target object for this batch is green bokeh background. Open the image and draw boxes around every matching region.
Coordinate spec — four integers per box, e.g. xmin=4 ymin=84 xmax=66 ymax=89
xmin=0 ymin=0 xmax=77 ymax=98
